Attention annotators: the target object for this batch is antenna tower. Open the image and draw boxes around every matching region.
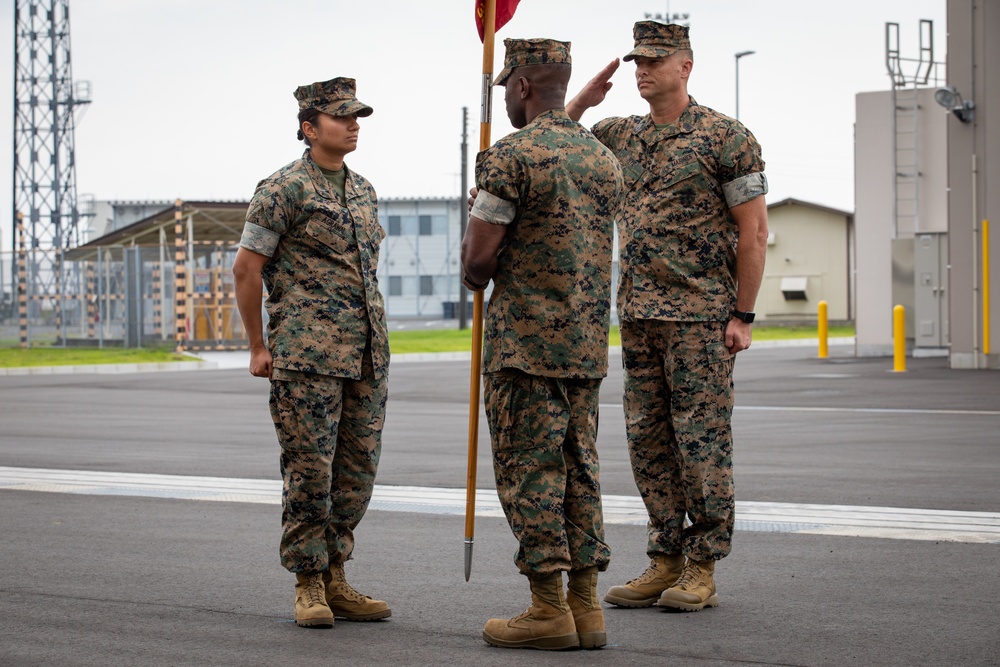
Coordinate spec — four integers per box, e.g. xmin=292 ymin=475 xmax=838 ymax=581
xmin=11 ymin=0 xmax=91 ymax=345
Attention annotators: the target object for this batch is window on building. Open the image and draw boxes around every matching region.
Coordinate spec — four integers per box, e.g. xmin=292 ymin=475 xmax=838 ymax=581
xmin=419 ymin=215 xmax=433 ymax=236
xmin=389 ymin=276 xmax=402 ymax=296
xmin=432 ymin=215 xmax=449 ymax=235
xmin=399 ymin=276 xmax=417 ymax=296
xmin=388 ymin=216 xmax=401 ymax=236
xmin=435 ymin=275 xmax=458 ymax=298
xmin=400 ymin=216 xmax=418 ymax=235
xmin=420 ymin=275 xmax=435 ymax=295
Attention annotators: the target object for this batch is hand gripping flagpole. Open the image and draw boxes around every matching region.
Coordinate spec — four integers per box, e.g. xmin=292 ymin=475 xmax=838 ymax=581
xmin=465 ymin=0 xmax=496 ymax=582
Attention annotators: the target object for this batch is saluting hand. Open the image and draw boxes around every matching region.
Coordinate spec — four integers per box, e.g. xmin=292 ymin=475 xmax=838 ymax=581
xmin=567 ymin=58 xmax=621 ymax=121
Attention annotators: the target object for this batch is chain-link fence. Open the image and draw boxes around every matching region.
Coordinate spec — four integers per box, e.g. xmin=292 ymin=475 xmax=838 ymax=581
xmin=1 ymin=243 xmax=246 ymax=350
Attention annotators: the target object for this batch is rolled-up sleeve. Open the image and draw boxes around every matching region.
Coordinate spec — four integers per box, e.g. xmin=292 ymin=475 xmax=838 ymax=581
xmin=239 ymin=221 xmax=281 ymax=256
xmin=475 ymin=142 xmax=524 ymax=226
xmin=723 ymin=171 xmax=768 ymax=208
xmin=471 ymin=190 xmax=517 ymax=225
xmin=240 ymin=178 xmax=294 ymax=257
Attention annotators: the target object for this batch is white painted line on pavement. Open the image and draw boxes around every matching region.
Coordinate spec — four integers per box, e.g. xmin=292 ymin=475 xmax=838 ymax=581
xmin=1 ymin=466 xmax=997 ymax=544
xmin=597 ymin=404 xmax=1000 ymax=416
xmin=735 ymin=405 xmax=1000 ymax=417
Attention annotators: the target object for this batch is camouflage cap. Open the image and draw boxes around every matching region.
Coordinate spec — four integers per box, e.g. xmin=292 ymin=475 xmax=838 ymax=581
xmin=623 ymin=21 xmax=691 ymax=62
xmin=293 ymin=77 xmax=373 ymax=118
xmin=493 ymin=38 xmax=572 ymax=86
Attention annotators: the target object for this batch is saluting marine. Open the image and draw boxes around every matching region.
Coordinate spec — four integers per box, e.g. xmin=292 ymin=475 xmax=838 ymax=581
xmin=568 ymin=21 xmax=769 ymax=614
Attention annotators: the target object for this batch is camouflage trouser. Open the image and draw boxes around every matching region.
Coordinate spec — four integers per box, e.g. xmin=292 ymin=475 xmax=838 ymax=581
xmin=621 ymin=319 xmax=735 ymax=562
xmin=269 ymin=357 xmax=387 ymax=575
xmin=483 ymin=369 xmax=611 ymax=578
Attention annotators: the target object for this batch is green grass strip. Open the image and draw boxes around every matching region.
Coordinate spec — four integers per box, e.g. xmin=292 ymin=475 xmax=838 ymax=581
xmin=1 ymin=325 xmax=855 ymax=367
xmin=0 ymin=347 xmax=198 ymax=368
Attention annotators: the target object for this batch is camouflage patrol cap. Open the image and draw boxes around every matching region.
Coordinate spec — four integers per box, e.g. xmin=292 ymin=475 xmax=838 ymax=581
xmin=623 ymin=21 xmax=691 ymax=62
xmin=494 ymin=38 xmax=572 ymax=86
xmin=293 ymin=77 xmax=373 ymax=118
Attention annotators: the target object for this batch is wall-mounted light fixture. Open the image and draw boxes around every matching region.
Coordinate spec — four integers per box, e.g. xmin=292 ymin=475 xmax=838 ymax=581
xmin=934 ymin=85 xmax=975 ymax=123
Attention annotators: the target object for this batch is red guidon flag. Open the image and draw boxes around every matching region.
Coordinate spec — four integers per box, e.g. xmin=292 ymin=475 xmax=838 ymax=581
xmin=475 ymin=0 xmax=521 ymax=42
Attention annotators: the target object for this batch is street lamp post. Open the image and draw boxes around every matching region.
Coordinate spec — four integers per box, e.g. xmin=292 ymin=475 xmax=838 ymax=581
xmin=735 ymin=50 xmax=755 ymax=121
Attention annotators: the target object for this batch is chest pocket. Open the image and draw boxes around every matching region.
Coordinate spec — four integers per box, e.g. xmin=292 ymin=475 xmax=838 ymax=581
xmin=357 ymin=209 xmax=385 ymax=244
xmin=659 ymin=155 xmax=720 ymax=213
xmin=305 ymin=215 xmax=354 ymax=255
xmin=660 ymin=155 xmax=704 ymax=189
xmin=620 ymin=156 xmax=646 ymax=188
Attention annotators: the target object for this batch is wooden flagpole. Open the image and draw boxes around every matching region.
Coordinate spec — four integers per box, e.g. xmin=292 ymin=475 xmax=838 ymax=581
xmin=465 ymin=0 xmax=496 ymax=582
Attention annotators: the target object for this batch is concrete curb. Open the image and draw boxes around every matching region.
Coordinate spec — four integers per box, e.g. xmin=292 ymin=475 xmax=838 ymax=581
xmin=0 ymin=360 xmax=218 ymax=376
xmin=0 ymin=338 xmax=856 ymax=375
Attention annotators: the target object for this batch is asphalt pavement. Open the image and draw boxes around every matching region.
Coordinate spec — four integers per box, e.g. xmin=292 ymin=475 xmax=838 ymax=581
xmin=1 ymin=343 xmax=998 ymax=666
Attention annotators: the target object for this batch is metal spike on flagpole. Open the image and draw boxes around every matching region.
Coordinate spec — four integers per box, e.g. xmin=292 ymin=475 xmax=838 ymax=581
xmin=465 ymin=0 xmax=497 ymax=583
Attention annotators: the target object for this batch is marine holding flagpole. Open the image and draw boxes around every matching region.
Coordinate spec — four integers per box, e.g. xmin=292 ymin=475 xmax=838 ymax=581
xmin=461 ymin=36 xmax=624 ymax=650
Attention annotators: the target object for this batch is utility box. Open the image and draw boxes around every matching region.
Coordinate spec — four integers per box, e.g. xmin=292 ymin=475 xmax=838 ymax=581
xmin=891 ymin=238 xmax=915 ymax=341
xmin=890 ymin=234 xmax=950 ymax=352
xmin=914 ymin=232 xmax=949 ymax=349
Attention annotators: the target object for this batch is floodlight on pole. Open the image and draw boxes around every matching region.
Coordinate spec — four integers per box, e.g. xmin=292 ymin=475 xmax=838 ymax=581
xmin=735 ymin=50 xmax=755 ymax=121
xmin=643 ymin=1 xmax=690 ymax=26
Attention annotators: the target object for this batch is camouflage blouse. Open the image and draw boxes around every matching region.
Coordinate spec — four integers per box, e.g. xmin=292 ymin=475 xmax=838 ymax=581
xmin=475 ymin=109 xmax=624 ymax=379
xmin=592 ymin=97 xmax=767 ymax=322
xmin=240 ymin=152 xmax=388 ymax=379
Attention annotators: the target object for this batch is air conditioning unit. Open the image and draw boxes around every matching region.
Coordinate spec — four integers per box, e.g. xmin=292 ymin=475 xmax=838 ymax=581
xmin=780 ymin=276 xmax=808 ymax=301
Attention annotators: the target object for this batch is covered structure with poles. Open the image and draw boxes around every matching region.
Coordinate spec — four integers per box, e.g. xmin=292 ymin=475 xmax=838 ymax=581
xmin=52 ymin=196 xmax=472 ymax=351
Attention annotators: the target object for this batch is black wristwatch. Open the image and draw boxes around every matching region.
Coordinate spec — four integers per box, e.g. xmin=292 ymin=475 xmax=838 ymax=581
xmin=732 ymin=309 xmax=756 ymax=324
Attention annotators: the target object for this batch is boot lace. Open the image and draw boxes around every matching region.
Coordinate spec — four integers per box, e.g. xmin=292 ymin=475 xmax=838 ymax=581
xmin=338 ymin=580 xmax=369 ymax=603
xmin=305 ymin=577 xmax=326 ymax=606
xmin=627 ymin=559 xmax=662 ymax=586
xmin=673 ymin=562 xmax=704 ymax=591
xmin=329 ymin=568 xmax=370 ymax=602
xmin=511 ymin=607 xmax=534 ymax=622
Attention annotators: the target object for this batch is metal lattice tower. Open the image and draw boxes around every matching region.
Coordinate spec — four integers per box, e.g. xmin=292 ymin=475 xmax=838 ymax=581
xmin=12 ymin=0 xmax=90 ymax=344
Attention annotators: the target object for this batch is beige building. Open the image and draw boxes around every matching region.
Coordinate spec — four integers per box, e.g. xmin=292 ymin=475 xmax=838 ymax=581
xmin=943 ymin=0 xmax=998 ymax=369
xmin=759 ymin=198 xmax=853 ymax=324
xmin=854 ymin=87 xmax=949 ymax=357
xmin=854 ymin=1 xmax=997 ymax=369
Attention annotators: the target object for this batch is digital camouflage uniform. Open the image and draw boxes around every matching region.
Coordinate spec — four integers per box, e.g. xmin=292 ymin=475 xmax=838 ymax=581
xmin=475 ymin=100 xmax=624 ymax=578
xmin=592 ymin=95 xmax=766 ymax=562
xmin=240 ymin=147 xmax=388 ymax=575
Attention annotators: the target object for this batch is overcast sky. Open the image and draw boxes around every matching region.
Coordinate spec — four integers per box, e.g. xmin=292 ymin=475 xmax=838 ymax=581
xmin=0 ymin=0 xmax=947 ymax=254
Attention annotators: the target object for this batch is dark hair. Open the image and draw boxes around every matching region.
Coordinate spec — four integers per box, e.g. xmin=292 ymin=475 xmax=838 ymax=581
xmin=297 ymin=108 xmax=322 ymax=146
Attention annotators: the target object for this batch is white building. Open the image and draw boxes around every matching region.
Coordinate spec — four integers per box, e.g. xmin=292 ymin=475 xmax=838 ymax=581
xmin=378 ymin=197 xmax=470 ymax=319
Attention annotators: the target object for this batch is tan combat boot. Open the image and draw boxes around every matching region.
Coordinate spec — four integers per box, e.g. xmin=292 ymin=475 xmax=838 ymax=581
xmin=603 ymin=554 xmax=684 ymax=607
xmin=323 ymin=564 xmax=392 ymax=621
xmin=656 ymin=558 xmax=719 ymax=611
xmin=482 ymin=573 xmax=580 ymax=650
xmin=567 ymin=566 xmax=606 ymax=649
xmin=294 ymin=572 xmax=334 ymax=628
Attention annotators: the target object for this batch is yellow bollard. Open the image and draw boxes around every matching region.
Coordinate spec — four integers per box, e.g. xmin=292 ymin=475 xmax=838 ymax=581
xmin=983 ymin=220 xmax=990 ymax=356
xmin=893 ymin=304 xmax=906 ymax=372
xmin=818 ymin=300 xmax=829 ymax=359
